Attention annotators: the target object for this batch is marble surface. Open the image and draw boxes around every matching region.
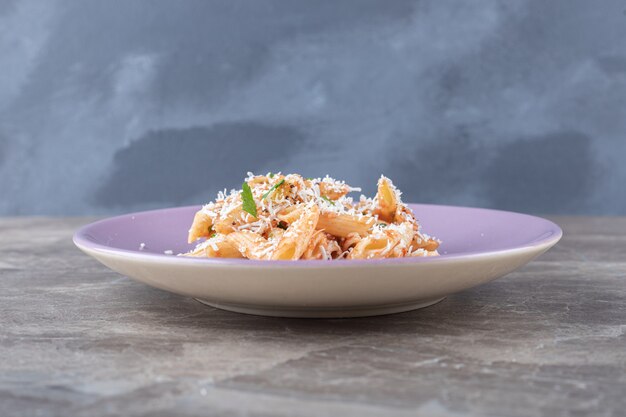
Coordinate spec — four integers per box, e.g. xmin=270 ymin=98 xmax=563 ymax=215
xmin=1 ymin=216 xmax=625 ymax=416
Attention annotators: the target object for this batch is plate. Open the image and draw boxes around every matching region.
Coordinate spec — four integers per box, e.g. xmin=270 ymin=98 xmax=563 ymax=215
xmin=73 ymin=204 xmax=561 ymax=318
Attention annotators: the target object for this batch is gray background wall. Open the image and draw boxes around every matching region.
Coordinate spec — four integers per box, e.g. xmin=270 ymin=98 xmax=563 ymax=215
xmin=1 ymin=0 xmax=625 ymax=216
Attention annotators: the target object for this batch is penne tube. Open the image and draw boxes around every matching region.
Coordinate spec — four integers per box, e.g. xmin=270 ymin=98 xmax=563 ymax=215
xmin=410 ymin=249 xmax=439 ymax=257
xmin=422 ymin=240 xmax=440 ymax=252
xmin=213 ymin=206 xmax=241 ymax=234
xmin=412 ymin=234 xmax=440 ymax=252
xmin=226 ymin=231 xmax=272 ymax=260
xmin=271 ymin=205 xmax=319 ymax=260
xmin=394 ymin=203 xmax=418 ymax=225
xmin=389 ymin=223 xmax=416 ymax=257
xmin=267 ymin=227 xmax=286 ymax=241
xmin=348 ymin=234 xmax=398 ymax=259
xmin=349 ymin=223 xmax=414 ymax=259
xmin=301 ymin=231 xmax=341 ymax=260
xmin=301 ymin=230 xmax=326 ymax=260
xmin=374 ymin=176 xmax=398 ymax=223
xmin=277 ymin=206 xmax=303 ymax=224
xmin=186 ymin=235 xmax=243 ymax=258
xmin=213 ymin=205 xmax=257 ymax=234
xmin=188 ymin=209 xmax=214 ymax=243
xmin=318 ymin=182 xmax=350 ymax=200
xmin=340 ymin=232 xmax=362 ymax=252
xmin=316 ymin=212 xmax=375 ymax=238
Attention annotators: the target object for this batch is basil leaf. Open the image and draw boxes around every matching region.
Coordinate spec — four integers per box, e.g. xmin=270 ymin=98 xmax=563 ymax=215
xmin=321 ymin=195 xmax=335 ymax=205
xmin=240 ymin=182 xmax=257 ymax=218
xmin=262 ymin=179 xmax=285 ymax=200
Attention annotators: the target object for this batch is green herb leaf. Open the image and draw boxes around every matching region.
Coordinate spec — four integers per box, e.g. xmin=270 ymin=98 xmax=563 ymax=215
xmin=305 ymin=177 xmax=313 ymax=181
xmin=321 ymin=195 xmax=335 ymax=205
xmin=377 ymin=223 xmax=387 ymax=227
xmin=277 ymin=221 xmax=288 ymax=230
xmin=268 ymin=172 xmax=275 ymax=178
xmin=240 ymin=182 xmax=257 ymax=218
xmin=210 ymin=233 xmax=217 ymax=238
xmin=262 ymin=179 xmax=285 ymax=200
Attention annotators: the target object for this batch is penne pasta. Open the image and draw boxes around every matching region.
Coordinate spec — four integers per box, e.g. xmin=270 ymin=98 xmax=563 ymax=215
xmin=374 ymin=176 xmax=398 ymax=223
xmin=213 ymin=204 xmax=260 ymax=234
xmin=226 ymin=231 xmax=272 ymax=260
xmin=271 ymin=205 xmax=319 ymax=260
xmin=348 ymin=235 xmax=396 ymax=259
xmin=302 ymin=231 xmax=342 ymax=260
xmin=410 ymin=249 xmax=439 ymax=257
xmin=348 ymin=222 xmax=414 ymax=259
xmin=276 ymin=206 xmax=303 ymax=224
xmin=182 ymin=173 xmax=440 ymax=261
xmin=316 ymin=212 xmax=375 ymax=238
xmin=318 ymin=182 xmax=349 ymax=200
xmin=412 ymin=233 xmax=440 ymax=252
xmin=340 ymin=232 xmax=362 ymax=252
xmin=188 ymin=207 xmax=215 ymax=243
xmin=186 ymin=235 xmax=243 ymax=258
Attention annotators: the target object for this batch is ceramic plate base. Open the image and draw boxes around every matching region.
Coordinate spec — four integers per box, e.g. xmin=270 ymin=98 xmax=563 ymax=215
xmin=195 ymin=297 xmax=446 ymax=318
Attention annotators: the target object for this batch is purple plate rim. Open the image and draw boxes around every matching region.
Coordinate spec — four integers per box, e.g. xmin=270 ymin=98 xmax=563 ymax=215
xmin=73 ymin=204 xmax=562 ymax=268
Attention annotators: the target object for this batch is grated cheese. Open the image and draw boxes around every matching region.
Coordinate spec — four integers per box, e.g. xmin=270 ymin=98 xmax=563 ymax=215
xmin=185 ymin=172 xmax=439 ymax=260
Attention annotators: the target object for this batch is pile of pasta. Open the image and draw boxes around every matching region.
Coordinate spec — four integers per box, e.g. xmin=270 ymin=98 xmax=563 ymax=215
xmin=184 ymin=173 xmax=440 ymax=260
